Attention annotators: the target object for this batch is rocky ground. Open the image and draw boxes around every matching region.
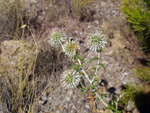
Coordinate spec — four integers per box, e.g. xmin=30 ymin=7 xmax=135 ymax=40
xmin=33 ymin=0 xmax=147 ymax=113
xmin=0 ymin=0 xmax=148 ymax=113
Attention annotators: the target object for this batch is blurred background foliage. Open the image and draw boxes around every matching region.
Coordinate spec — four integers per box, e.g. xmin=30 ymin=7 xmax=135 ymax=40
xmin=122 ymin=0 xmax=150 ymax=51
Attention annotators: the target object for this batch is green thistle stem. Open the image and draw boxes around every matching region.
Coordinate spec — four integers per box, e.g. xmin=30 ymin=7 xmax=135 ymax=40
xmin=92 ymin=52 xmax=101 ymax=82
xmin=95 ymin=92 xmax=108 ymax=107
xmin=77 ymin=58 xmax=92 ymax=84
xmin=59 ymin=40 xmax=65 ymax=52
xmin=77 ymin=58 xmax=113 ymax=113
xmin=95 ymin=52 xmax=100 ymax=75
xmin=81 ymin=67 xmax=92 ymax=84
xmin=77 ymin=59 xmax=81 ymax=65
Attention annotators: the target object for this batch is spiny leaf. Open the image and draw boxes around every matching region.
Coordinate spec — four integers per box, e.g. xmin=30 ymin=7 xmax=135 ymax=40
xmin=76 ymin=54 xmax=85 ymax=62
xmin=77 ymin=85 xmax=85 ymax=95
xmin=86 ymin=85 xmax=97 ymax=91
xmin=98 ymin=63 xmax=106 ymax=72
xmin=107 ymin=104 xmax=121 ymax=113
xmin=88 ymin=74 xmax=95 ymax=78
xmin=88 ymin=57 xmax=100 ymax=64
xmin=90 ymin=67 xmax=97 ymax=71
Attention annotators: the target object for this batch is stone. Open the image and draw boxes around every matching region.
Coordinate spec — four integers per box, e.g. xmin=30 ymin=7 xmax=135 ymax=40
xmin=94 ymin=20 xmax=99 ymax=25
xmin=67 ymin=97 xmax=71 ymax=101
xmin=70 ymin=110 xmax=77 ymax=113
xmin=72 ymin=31 xmax=78 ymax=36
xmin=85 ymin=104 xmax=90 ymax=109
xmin=106 ymin=41 xmax=112 ymax=47
xmin=109 ymin=32 xmax=114 ymax=39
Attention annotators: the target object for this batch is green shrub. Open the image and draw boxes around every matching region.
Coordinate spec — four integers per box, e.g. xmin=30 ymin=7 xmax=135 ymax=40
xmin=121 ymin=84 xmax=145 ymax=104
xmin=121 ymin=65 xmax=150 ymax=112
xmin=134 ymin=66 xmax=150 ymax=83
xmin=143 ymin=0 xmax=150 ymax=7
xmin=122 ymin=0 xmax=150 ymax=50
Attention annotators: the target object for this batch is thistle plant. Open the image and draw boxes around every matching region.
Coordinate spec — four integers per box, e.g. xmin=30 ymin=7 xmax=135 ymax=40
xmin=48 ymin=31 xmax=113 ymax=112
xmin=61 ymin=70 xmax=81 ymax=89
xmin=48 ymin=31 xmax=67 ymax=47
xmin=88 ymin=32 xmax=107 ymax=52
xmin=63 ymin=40 xmax=79 ymax=58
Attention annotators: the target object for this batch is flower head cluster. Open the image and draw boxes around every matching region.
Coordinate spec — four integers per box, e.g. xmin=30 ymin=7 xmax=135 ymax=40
xmin=61 ymin=70 xmax=81 ymax=89
xmin=63 ymin=40 xmax=79 ymax=58
xmin=88 ymin=32 xmax=107 ymax=52
xmin=48 ymin=31 xmax=67 ymax=46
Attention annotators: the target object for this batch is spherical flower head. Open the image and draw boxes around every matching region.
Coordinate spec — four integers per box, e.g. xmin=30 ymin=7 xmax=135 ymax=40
xmin=63 ymin=40 xmax=79 ymax=58
xmin=61 ymin=70 xmax=81 ymax=89
xmin=48 ymin=31 xmax=67 ymax=46
xmin=89 ymin=32 xmax=107 ymax=52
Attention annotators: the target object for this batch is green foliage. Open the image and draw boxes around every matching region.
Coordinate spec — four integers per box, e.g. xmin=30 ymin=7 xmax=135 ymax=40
xmin=121 ymin=66 xmax=150 ymax=109
xmin=143 ymin=0 xmax=150 ymax=7
xmin=76 ymin=54 xmax=85 ymax=63
xmin=88 ymin=57 xmax=100 ymax=64
xmin=107 ymin=104 xmax=121 ymax=113
xmin=122 ymin=0 xmax=150 ymax=49
xmin=147 ymin=60 xmax=150 ymax=65
xmin=77 ymin=84 xmax=85 ymax=95
xmin=98 ymin=63 xmax=106 ymax=72
xmin=121 ymin=84 xmax=145 ymax=104
xmin=72 ymin=63 xmax=81 ymax=71
xmin=134 ymin=66 xmax=150 ymax=83
xmin=86 ymin=84 xmax=97 ymax=91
